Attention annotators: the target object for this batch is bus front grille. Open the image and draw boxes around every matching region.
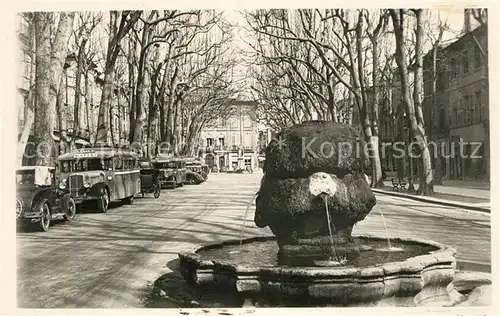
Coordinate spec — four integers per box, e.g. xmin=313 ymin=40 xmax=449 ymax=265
xmin=69 ymin=174 xmax=84 ymax=195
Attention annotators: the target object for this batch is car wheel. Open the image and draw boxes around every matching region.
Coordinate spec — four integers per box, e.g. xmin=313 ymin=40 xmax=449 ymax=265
xmin=64 ymin=198 xmax=77 ymax=222
xmin=124 ymin=196 xmax=134 ymax=205
xmin=98 ymin=191 xmax=109 ymax=213
xmin=39 ymin=202 xmax=51 ymax=232
xmin=188 ymin=177 xmax=196 ymax=184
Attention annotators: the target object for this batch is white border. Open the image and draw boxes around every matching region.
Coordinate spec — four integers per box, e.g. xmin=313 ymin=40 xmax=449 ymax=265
xmin=1 ymin=1 xmax=498 ymax=316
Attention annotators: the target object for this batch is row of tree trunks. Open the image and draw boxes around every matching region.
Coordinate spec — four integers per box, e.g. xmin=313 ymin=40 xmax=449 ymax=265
xmin=34 ymin=12 xmax=76 ymax=166
xmin=95 ymin=11 xmax=142 ymax=147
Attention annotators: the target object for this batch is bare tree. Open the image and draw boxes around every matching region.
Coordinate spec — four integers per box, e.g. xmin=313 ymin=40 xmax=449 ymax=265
xmin=94 ymin=10 xmax=142 ymax=147
xmin=33 ymin=11 xmax=75 ymax=166
xmin=390 ymin=9 xmax=434 ymax=195
xmin=16 ymin=13 xmax=36 ymax=165
xmin=245 ymin=9 xmax=386 ymax=187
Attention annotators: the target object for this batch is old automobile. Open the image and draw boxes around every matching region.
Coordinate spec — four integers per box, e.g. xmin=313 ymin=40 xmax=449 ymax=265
xmin=139 ymin=159 xmax=161 ymax=198
xmin=152 ymin=156 xmax=185 ymax=189
xmin=16 ymin=166 xmax=76 ymax=232
xmin=184 ymin=159 xmax=206 ymax=184
xmin=58 ymin=147 xmax=141 ymax=213
xmin=201 ymin=164 xmax=210 ymax=180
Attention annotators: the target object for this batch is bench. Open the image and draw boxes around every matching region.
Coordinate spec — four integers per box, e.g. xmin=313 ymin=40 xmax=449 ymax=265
xmin=391 ymin=178 xmax=407 ymax=191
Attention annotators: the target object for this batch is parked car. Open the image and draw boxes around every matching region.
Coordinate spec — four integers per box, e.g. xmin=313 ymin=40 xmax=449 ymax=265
xmin=58 ymin=147 xmax=141 ymax=213
xmin=139 ymin=159 xmax=161 ymax=198
xmin=16 ymin=166 xmax=76 ymax=232
xmin=152 ymin=156 xmax=186 ymax=188
xmin=184 ymin=159 xmax=206 ymax=184
xmin=201 ymin=164 xmax=210 ymax=180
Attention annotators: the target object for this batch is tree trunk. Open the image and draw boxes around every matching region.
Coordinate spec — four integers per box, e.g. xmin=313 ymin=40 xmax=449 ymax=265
xmin=390 ymin=9 xmax=434 ymax=195
xmin=370 ymin=36 xmax=383 ymax=187
xmin=132 ymin=23 xmax=154 ymax=145
xmin=413 ymin=9 xmax=434 ymax=195
xmin=17 ymin=18 xmax=36 ymax=166
xmin=172 ymin=95 xmax=181 ymax=155
xmin=34 ymin=11 xmax=75 ymax=166
xmin=84 ymin=72 xmax=93 ymax=143
xmin=57 ymin=73 xmax=70 ymax=154
xmin=128 ymin=36 xmax=136 ymax=143
xmin=71 ymin=35 xmax=88 ymax=149
xmin=16 ymin=87 xmax=35 ymax=166
xmin=354 ymin=14 xmax=383 ymax=188
xmin=95 ymin=11 xmax=141 ymax=148
xmin=95 ymin=69 xmax=115 ymax=146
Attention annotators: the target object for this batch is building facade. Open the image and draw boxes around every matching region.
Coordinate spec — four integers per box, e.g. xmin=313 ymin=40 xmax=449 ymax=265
xmin=423 ymin=20 xmax=489 ymax=180
xmin=198 ymin=100 xmax=262 ymax=171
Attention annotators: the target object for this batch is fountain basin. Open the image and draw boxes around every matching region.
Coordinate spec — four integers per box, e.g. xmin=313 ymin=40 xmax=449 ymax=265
xmin=178 ymin=235 xmax=457 ymax=307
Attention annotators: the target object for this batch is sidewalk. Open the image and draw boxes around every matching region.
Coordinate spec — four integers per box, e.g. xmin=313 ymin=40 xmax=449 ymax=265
xmin=374 ymin=180 xmax=490 ymax=212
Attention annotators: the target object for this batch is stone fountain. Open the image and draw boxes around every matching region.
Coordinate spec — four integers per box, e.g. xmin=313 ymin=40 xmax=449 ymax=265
xmin=177 ymin=121 xmax=489 ymax=307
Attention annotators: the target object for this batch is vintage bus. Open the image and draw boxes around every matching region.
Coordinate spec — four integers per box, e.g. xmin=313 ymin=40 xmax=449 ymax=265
xmin=57 ymin=147 xmax=141 ymax=213
xmin=152 ymin=156 xmax=185 ymax=188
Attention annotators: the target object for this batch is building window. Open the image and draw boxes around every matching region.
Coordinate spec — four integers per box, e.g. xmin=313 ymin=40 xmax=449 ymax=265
xmin=449 ymin=58 xmax=458 ymax=81
xmin=206 ymin=138 xmax=213 ymax=147
xmin=476 ymin=90 xmax=483 ymax=121
xmin=439 ymin=108 xmax=445 ymax=128
xmin=464 ymin=94 xmax=470 ymax=124
xmin=437 ymin=70 xmax=446 ymax=91
xmin=474 ymin=46 xmax=483 ymax=69
xmin=462 ymin=50 xmax=469 ymax=74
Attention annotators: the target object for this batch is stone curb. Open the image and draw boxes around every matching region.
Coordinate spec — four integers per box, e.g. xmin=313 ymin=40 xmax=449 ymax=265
xmin=372 ymin=188 xmax=490 ymax=213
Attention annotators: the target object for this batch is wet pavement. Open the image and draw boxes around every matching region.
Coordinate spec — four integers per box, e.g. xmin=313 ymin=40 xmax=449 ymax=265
xmin=16 ymin=171 xmax=491 ymax=308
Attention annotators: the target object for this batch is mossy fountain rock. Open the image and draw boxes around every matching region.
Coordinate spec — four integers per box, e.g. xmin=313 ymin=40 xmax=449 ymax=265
xmin=255 ymin=121 xmax=376 ymax=265
xmin=264 ymin=121 xmax=363 ymax=179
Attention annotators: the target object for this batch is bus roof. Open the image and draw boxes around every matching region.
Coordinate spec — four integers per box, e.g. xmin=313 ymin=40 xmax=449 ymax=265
xmin=58 ymin=147 xmax=140 ymax=161
xmin=16 ymin=166 xmax=56 ymax=171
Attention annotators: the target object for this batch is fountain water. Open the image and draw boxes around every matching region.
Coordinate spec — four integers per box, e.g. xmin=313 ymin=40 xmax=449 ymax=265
xmin=373 ymin=204 xmax=403 ymax=252
xmin=178 ymin=121 xmax=460 ymax=307
xmin=239 ymin=193 xmax=258 ymax=246
xmin=318 ymin=194 xmax=344 ymax=266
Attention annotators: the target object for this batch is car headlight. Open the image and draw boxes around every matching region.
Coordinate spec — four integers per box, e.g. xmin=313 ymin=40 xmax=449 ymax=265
xmin=59 ymin=179 xmax=67 ymax=190
xmin=16 ymin=199 xmax=23 ymax=218
xmin=83 ymin=181 xmax=91 ymax=188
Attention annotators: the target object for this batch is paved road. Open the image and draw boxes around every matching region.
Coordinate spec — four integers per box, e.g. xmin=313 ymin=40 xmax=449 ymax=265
xmin=16 ymin=172 xmax=491 ymax=308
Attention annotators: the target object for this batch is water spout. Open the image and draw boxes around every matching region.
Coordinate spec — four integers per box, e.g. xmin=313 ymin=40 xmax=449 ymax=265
xmin=374 ymin=204 xmax=403 ymax=252
xmin=239 ymin=192 xmax=259 ymax=247
xmin=321 ymin=194 xmax=339 ymax=261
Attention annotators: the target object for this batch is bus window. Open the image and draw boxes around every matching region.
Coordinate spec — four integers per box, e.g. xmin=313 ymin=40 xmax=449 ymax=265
xmin=103 ymin=159 xmax=113 ymax=171
xmin=74 ymin=158 xmax=112 ymax=171
xmin=114 ymin=157 xmax=123 ymax=170
xmin=61 ymin=161 xmax=72 ymax=173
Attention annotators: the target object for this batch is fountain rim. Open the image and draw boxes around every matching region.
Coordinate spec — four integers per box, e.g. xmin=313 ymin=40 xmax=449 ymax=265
xmin=178 ymin=234 xmax=457 ymax=277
